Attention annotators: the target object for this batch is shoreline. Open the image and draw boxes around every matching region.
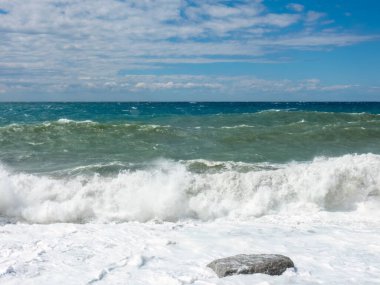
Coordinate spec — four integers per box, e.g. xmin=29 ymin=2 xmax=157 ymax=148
xmin=1 ymin=214 xmax=379 ymax=285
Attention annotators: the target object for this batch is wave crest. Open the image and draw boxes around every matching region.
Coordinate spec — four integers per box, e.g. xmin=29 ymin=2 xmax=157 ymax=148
xmin=0 ymin=154 xmax=379 ymax=223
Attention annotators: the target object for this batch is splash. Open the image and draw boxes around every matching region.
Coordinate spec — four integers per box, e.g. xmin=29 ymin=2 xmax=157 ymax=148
xmin=0 ymin=154 xmax=379 ymax=224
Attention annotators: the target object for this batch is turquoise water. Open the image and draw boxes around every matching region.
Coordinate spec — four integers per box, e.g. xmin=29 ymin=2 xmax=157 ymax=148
xmin=1 ymin=102 xmax=380 ymax=223
xmin=1 ymin=102 xmax=380 ymax=175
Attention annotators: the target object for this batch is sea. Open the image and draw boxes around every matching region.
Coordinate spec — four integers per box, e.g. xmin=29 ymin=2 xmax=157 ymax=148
xmin=0 ymin=102 xmax=379 ymax=284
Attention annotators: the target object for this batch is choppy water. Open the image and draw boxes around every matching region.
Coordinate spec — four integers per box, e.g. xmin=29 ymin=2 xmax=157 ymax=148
xmin=0 ymin=102 xmax=379 ymax=223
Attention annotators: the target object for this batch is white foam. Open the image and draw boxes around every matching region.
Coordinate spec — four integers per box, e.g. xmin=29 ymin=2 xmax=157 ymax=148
xmin=0 ymin=154 xmax=379 ymax=224
xmin=1 ymin=217 xmax=379 ymax=285
xmin=57 ymin=118 xmax=96 ymax=124
xmin=220 ymin=124 xmax=255 ymax=129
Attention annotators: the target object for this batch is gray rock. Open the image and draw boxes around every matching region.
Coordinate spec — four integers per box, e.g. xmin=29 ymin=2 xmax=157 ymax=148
xmin=207 ymin=254 xmax=294 ymax=278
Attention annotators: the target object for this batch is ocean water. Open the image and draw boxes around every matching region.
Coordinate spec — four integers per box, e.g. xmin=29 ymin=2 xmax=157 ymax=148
xmin=1 ymin=102 xmax=380 ymax=284
xmin=1 ymin=102 xmax=380 ymax=222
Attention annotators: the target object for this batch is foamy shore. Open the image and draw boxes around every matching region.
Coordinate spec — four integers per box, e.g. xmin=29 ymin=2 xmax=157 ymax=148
xmin=1 ymin=154 xmax=380 ymax=284
xmin=1 ymin=213 xmax=380 ymax=285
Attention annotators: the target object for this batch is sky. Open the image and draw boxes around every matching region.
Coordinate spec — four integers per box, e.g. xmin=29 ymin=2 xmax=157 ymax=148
xmin=0 ymin=0 xmax=380 ymax=101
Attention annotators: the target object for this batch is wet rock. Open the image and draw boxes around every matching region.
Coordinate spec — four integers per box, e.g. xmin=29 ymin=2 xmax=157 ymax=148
xmin=207 ymin=254 xmax=294 ymax=278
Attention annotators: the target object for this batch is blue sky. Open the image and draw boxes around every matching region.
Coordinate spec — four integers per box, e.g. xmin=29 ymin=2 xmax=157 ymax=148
xmin=0 ymin=0 xmax=379 ymax=101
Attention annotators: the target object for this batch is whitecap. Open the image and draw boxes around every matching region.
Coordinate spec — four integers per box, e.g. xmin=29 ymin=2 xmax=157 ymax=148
xmin=0 ymin=154 xmax=379 ymax=224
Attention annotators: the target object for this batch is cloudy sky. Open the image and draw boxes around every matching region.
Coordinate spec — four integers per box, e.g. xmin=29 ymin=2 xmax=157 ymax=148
xmin=0 ymin=0 xmax=379 ymax=101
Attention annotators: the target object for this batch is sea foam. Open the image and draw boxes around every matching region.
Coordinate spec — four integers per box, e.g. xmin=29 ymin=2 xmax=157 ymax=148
xmin=0 ymin=154 xmax=379 ymax=224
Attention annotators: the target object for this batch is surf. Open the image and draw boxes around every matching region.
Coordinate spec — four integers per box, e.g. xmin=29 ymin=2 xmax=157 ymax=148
xmin=0 ymin=154 xmax=379 ymax=224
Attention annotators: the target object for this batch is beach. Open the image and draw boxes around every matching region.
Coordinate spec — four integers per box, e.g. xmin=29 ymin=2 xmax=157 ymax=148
xmin=1 ymin=213 xmax=379 ymax=284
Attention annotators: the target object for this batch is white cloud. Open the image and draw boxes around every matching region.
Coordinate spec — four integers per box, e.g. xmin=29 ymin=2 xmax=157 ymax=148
xmin=287 ymin=3 xmax=304 ymax=13
xmin=321 ymin=84 xmax=359 ymax=91
xmin=306 ymin=11 xmax=326 ymax=23
xmin=267 ymin=33 xmax=376 ymax=48
xmin=0 ymin=69 xmax=364 ymax=98
xmin=0 ymin=0 xmax=377 ymax=97
xmin=127 ymin=75 xmax=224 ymax=91
xmin=70 ymin=74 xmax=360 ymax=94
xmin=133 ymin=80 xmax=221 ymax=91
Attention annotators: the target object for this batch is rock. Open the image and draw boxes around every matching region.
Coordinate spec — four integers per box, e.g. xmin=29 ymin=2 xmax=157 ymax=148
xmin=207 ymin=254 xmax=294 ymax=278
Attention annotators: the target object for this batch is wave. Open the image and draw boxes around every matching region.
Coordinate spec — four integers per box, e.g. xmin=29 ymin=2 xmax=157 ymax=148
xmin=0 ymin=154 xmax=379 ymax=224
xmin=56 ymin=118 xmax=96 ymax=124
xmin=1 ymin=112 xmax=379 ymax=141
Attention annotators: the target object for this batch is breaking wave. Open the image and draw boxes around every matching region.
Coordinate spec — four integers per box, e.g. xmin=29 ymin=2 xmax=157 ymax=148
xmin=0 ymin=154 xmax=379 ymax=224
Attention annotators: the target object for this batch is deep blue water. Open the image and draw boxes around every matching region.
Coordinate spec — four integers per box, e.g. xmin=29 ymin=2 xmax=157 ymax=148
xmin=1 ymin=102 xmax=380 ymax=126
